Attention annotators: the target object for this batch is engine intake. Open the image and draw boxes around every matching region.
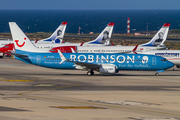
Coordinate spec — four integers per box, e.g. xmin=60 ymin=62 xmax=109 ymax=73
xmin=176 ymin=65 xmax=180 ymax=68
xmin=99 ymin=65 xmax=118 ymax=74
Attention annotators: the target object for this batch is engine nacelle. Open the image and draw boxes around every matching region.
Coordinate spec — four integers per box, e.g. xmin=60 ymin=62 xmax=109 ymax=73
xmin=99 ymin=65 xmax=118 ymax=74
xmin=176 ymin=65 xmax=180 ymax=68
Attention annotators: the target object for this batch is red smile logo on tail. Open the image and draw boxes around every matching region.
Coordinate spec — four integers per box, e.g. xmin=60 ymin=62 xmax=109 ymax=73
xmin=15 ymin=37 xmax=26 ymax=47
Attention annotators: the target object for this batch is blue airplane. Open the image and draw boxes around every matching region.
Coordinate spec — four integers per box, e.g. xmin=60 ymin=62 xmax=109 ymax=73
xmin=9 ymin=22 xmax=174 ymax=76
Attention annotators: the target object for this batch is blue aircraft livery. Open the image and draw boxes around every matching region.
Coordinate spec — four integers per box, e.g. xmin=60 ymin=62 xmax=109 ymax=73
xmin=9 ymin=22 xmax=174 ymax=76
xmin=14 ymin=51 xmax=174 ymax=75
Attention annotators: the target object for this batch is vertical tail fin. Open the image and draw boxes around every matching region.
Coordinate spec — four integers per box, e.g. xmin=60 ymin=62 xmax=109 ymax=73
xmin=141 ymin=23 xmax=170 ymax=46
xmin=42 ymin=21 xmax=67 ymax=43
xmin=9 ymin=22 xmax=45 ymax=53
xmin=85 ymin=22 xmax=114 ymax=45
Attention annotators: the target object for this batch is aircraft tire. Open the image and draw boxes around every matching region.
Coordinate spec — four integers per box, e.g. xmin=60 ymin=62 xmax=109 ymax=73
xmin=87 ymin=71 xmax=92 ymax=76
xmin=155 ymin=73 xmax=159 ymax=76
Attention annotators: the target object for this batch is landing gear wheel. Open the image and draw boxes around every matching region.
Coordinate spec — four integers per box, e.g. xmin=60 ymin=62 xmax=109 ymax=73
xmin=87 ymin=71 xmax=94 ymax=76
xmin=155 ymin=73 xmax=159 ymax=76
xmin=87 ymin=71 xmax=92 ymax=76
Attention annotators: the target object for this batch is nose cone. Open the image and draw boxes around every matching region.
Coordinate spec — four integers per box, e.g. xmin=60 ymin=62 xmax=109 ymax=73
xmin=166 ymin=61 xmax=174 ymax=69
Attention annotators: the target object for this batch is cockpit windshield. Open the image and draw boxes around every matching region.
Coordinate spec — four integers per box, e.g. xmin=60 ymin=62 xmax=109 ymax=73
xmin=161 ymin=59 xmax=167 ymax=61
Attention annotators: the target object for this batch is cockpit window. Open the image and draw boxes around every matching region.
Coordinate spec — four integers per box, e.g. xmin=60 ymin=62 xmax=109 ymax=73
xmin=161 ymin=59 xmax=167 ymax=61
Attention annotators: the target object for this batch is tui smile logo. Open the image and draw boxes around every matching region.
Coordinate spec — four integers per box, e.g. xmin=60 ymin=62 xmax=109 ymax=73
xmin=15 ymin=37 xmax=26 ymax=47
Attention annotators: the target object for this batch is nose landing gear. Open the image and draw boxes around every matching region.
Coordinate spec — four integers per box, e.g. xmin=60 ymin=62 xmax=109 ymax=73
xmin=155 ymin=70 xmax=164 ymax=76
xmin=155 ymin=73 xmax=159 ymax=76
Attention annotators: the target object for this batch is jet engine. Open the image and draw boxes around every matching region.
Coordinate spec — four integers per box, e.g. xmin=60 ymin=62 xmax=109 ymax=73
xmin=176 ymin=65 xmax=180 ymax=68
xmin=99 ymin=65 xmax=118 ymax=74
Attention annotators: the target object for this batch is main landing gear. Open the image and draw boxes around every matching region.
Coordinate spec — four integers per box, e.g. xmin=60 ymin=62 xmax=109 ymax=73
xmin=87 ymin=70 xmax=94 ymax=76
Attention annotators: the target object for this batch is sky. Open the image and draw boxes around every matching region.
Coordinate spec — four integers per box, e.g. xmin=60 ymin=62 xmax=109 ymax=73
xmin=0 ymin=0 xmax=180 ymax=10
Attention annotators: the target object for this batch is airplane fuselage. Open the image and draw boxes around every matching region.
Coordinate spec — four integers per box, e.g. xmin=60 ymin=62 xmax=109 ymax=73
xmin=34 ymin=43 xmax=109 ymax=50
xmin=15 ymin=52 xmax=173 ymax=71
xmin=141 ymin=50 xmax=180 ymax=65
xmin=74 ymin=45 xmax=165 ymax=53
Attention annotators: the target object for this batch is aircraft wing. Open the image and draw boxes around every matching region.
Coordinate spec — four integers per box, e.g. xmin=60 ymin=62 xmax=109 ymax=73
xmin=58 ymin=50 xmax=100 ymax=70
xmin=73 ymin=61 xmax=100 ymax=70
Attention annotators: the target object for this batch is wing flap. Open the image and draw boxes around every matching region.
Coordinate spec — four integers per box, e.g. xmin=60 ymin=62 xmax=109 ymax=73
xmin=73 ymin=62 xmax=100 ymax=70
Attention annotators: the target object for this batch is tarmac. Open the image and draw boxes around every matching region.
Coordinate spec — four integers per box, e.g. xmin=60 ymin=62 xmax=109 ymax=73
xmin=0 ymin=57 xmax=180 ymax=120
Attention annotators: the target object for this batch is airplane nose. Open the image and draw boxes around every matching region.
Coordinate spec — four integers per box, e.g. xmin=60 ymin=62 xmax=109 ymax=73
xmin=167 ymin=61 xmax=174 ymax=69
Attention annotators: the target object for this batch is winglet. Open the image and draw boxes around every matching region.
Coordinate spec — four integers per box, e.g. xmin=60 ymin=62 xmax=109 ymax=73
xmin=35 ymin=39 xmax=38 ymax=43
xmin=70 ymin=48 xmax=76 ymax=53
xmin=132 ymin=44 xmax=138 ymax=54
xmin=132 ymin=44 xmax=139 ymax=51
xmin=58 ymin=50 xmax=67 ymax=64
xmin=80 ymin=42 xmax=84 ymax=46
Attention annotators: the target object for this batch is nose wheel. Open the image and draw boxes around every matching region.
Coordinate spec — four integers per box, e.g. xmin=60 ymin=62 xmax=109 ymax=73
xmin=87 ymin=70 xmax=94 ymax=76
xmin=155 ymin=70 xmax=164 ymax=76
xmin=155 ymin=73 xmax=159 ymax=76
